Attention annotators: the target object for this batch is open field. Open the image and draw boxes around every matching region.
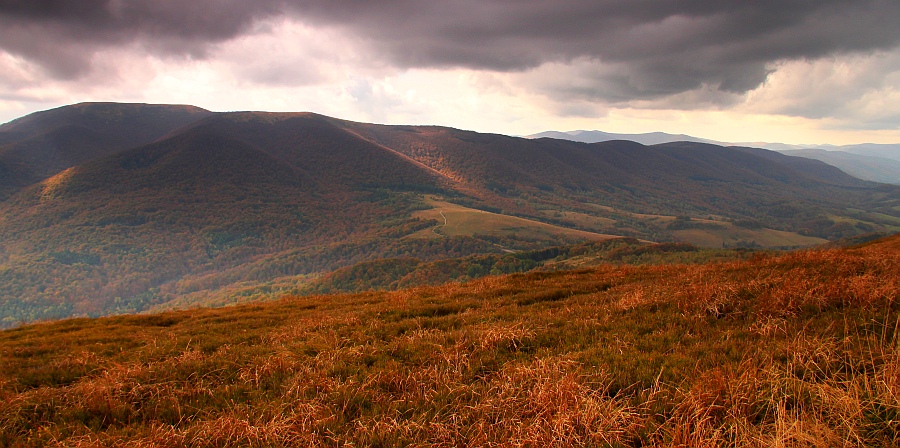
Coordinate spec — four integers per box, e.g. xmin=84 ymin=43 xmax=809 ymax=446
xmin=1 ymin=234 xmax=898 ymax=446
xmin=537 ymin=209 xmax=618 ymax=231
xmin=559 ymin=202 xmax=827 ymax=248
xmin=672 ymin=223 xmax=828 ymax=248
xmin=411 ymin=197 xmax=619 ymax=243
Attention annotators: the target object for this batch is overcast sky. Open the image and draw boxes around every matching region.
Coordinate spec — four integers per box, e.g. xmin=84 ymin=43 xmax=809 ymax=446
xmin=1 ymin=0 xmax=900 ymax=145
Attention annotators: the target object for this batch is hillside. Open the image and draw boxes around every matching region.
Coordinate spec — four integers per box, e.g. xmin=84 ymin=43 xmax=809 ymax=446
xmin=2 ymin=103 xmax=900 ymax=326
xmin=527 ymin=129 xmax=900 ymax=184
xmin=0 ymin=112 xmax=468 ymax=325
xmin=1 ymin=234 xmax=898 ymax=446
xmin=302 ymin=238 xmax=752 ymax=296
xmin=0 ymin=103 xmax=212 ymax=199
xmin=338 ymin=119 xmax=900 ymax=235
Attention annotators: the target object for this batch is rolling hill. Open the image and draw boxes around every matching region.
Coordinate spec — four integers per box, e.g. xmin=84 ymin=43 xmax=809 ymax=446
xmin=339 ymin=120 xmax=897 ymax=235
xmin=0 ymin=103 xmax=212 ymax=199
xmin=527 ymin=129 xmax=717 ymax=145
xmin=831 ymin=143 xmax=900 ymax=161
xmin=2 ymin=103 xmax=900 ymax=326
xmin=0 ymin=112 xmax=464 ymax=325
xmin=780 ymin=148 xmax=900 ymax=185
xmin=528 ymin=128 xmax=900 ymax=184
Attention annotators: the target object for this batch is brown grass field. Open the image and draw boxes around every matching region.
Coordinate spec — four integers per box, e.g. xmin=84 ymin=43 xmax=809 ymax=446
xmin=410 ymin=197 xmax=619 ymax=243
xmin=671 ymin=224 xmax=828 ymax=248
xmin=411 ymin=194 xmax=827 ymax=251
xmin=1 ymin=235 xmax=899 ymax=446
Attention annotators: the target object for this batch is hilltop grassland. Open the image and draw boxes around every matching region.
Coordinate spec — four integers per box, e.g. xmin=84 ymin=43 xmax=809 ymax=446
xmin=1 ymin=236 xmax=899 ymax=446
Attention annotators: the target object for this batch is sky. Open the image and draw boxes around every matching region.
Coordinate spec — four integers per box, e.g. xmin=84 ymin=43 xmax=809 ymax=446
xmin=1 ymin=1 xmax=900 ymax=145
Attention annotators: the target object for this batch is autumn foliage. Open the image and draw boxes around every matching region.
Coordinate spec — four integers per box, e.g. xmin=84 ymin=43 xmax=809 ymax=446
xmin=0 ymin=234 xmax=898 ymax=446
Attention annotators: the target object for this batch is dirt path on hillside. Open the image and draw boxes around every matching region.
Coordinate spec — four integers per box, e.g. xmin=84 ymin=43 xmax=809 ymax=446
xmin=432 ymin=210 xmax=448 ymax=236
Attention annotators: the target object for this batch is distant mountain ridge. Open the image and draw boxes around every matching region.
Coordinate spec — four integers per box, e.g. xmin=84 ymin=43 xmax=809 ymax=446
xmin=528 ymin=129 xmax=718 ymax=146
xmin=749 ymin=142 xmax=900 ymax=162
xmin=527 ymin=129 xmax=900 ymax=184
xmin=778 ymin=149 xmax=900 ymax=185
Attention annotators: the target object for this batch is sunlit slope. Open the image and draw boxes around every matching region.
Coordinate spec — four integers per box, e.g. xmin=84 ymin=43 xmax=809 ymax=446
xmin=1 ymin=234 xmax=897 ymax=446
xmin=410 ymin=197 xmax=619 ymax=243
xmin=333 ymin=118 xmax=900 ymax=238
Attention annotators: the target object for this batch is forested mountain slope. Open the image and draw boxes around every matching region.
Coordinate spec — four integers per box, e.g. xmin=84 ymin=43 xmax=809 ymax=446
xmin=334 ymin=118 xmax=900 ymax=234
xmin=1 ymin=103 xmax=899 ymax=326
xmin=0 ymin=103 xmax=211 ymax=199
xmin=0 ymin=112 xmax=460 ymax=325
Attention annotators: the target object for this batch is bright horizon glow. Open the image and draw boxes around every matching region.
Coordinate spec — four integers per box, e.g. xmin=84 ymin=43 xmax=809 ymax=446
xmin=5 ymin=87 xmax=900 ymax=147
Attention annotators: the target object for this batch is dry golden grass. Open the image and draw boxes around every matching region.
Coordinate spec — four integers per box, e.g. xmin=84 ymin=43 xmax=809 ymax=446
xmin=1 ymin=235 xmax=899 ymax=446
xmin=410 ymin=197 xmax=618 ymax=243
xmin=672 ymin=225 xmax=828 ymax=248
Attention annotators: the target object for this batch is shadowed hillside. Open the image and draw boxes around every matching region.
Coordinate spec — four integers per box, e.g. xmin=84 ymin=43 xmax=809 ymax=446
xmin=0 ymin=103 xmax=212 ymax=199
xmin=0 ymin=112 xmax=465 ymax=325
xmin=1 ymin=233 xmax=897 ymax=446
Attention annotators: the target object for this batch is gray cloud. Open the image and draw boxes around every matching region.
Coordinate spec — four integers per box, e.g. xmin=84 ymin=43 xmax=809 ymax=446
xmin=0 ymin=0 xmax=283 ymax=77
xmin=2 ymin=0 xmax=900 ymax=101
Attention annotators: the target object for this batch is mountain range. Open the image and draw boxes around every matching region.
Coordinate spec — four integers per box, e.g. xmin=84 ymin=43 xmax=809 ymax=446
xmin=2 ymin=103 xmax=900 ymax=326
xmin=527 ymin=129 xmax=900 ymax=184
xmin=526 ymin=130 xmax=718 ymax=146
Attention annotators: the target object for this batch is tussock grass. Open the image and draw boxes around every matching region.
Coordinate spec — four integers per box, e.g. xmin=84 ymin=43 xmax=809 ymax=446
xmin=1 ymin=236 xmax=899 ymax=446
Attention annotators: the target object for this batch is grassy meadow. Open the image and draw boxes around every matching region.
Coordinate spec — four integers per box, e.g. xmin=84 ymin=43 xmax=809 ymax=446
xmin=412 ymin=197 xmax=827 ymax=250
xmin=0 ymin=235 xmax=899 ymax=446
xmin=671 ymin=224 xmax=828 ymax=248
xmin=410 ymin=197 xmax=618 ymax=243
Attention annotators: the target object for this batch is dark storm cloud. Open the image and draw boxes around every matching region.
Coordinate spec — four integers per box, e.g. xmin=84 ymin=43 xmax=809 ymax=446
xmin=0 ymin=0 xmax=284 ymax=77
xmin=2 ymin=0 xmax=900 ymax=101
